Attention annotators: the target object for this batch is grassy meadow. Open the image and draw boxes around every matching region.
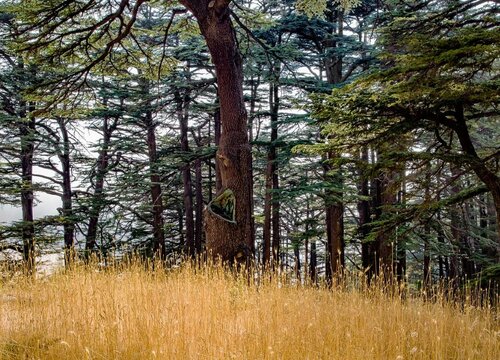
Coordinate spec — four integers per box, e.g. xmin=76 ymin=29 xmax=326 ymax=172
xmin=0 ymin=263 xmax=498 ymax=359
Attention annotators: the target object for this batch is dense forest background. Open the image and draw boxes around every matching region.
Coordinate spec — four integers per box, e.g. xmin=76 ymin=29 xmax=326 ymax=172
xmin=0 ymin=0 xmax=498 ymax=289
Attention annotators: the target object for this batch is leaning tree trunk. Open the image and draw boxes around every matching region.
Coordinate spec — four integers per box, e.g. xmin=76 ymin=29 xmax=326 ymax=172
xmin=86 ymin=114 xmax=117 ymax=254
xmin=184 ymin=0 xmax=254 ymax=263
xmin=454 ymin=104 xmax=500 ymax=258
xmin=57 ymin=118 xmax=75 ymax=267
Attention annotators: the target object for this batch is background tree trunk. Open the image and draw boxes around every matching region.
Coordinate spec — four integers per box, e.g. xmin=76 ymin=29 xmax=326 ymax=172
xmin=176 ymin=90 xmax=195 ymax=257
xmin=57 ymin=117 xmax=75 ymax=267
xmin=145 ymin=105 xmax=165 ymax=258
xmin=86 ymin=113 xmax=118 ymax=254
xmin=19 ymin=100 xmax=35 ymax=273
xmin=263 ymin=75 xmax=280 ymax=268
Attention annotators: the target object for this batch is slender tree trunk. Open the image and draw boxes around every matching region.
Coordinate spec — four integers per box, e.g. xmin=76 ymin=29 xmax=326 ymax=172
xmin=396 ymin=175 xmax=406 ymax=282
xmin=263 ymin=167 xmax=272 ymax=267
xmin=423 ymin=171 xmax=431 ymax=291
xmin=309 ymin=240 xmax=317 ymax=284
xmin=19 ymin=100 xmax=35 ymax=273
xmin=449 ymin=166 xmax=462 ymax=281
xmin=57 ymin=118 xmax=75 ymax=267
xmin=263 ymin=74 xmax=280 ymax=267
xmin=359 ymin=147 xmax=373 ymax=279
xmin=293 ymin=236 xmax=301 ymax=279
xmin=463 ymin=198 xmax=476 ymax=278
xmin=176 ymin=90 xmax=195 ymax=257
xmin=187 ymin=2 xmax=254 ymax=262
xmin=145 ymin=104 xmax=165 ymax=258
xmin=195 ymin=157 xmax=203 ymax=255
xmin=437 ymin=207 xmax=446 ymax=280
xmin=270 ymin=64 xmax=281 ymax=269
xmin=86 ymin=114 xmax=117 ymax=254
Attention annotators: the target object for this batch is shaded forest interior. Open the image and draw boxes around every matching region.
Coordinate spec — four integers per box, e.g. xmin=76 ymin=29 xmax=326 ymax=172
xmin=0 ymin=0 xmax=499 ymax=291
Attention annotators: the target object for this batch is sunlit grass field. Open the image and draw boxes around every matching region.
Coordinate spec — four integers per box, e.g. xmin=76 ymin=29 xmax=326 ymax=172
xmin=0 ymin=262 xmax=498 ymax=359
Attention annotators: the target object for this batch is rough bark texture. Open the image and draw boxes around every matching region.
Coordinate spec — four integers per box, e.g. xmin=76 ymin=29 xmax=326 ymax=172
xmin=324 ymin=10 xmax=344 ymax=279
xmin=182 ymin=0 xmax=254 ymax=262
xmin=213 ymin=110 xmax=222 ymax=194
xmin=373 ymin=168 xmax=397 ymax=277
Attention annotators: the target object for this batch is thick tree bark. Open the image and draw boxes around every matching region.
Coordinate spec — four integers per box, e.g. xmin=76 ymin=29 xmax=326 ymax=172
xmin=183 ymin=0 xmax=254 ymax=262
xmin=373 ymin=169 xmax=397 ymax=277
xmin=324 ymin=10 xmax=344 ymax=280
xmin=325 ymin=160 xmax=344 ymax=278
xmin=213 ymin=109 xmax=222 ymax=194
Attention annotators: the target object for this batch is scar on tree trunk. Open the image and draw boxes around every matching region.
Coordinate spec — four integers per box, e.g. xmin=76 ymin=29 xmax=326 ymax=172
xmin=188 ymin=1 xmax=254 ymax=263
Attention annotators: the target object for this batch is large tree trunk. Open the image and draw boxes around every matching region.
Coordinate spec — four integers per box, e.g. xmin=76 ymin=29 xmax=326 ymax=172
xmin=324 ymin=157 xmax=344 ymax=278
xmin=373 ymin=162 xmax=397 ymax=277
xmin=324 ymin=10 xmax=344 ymax=280
xmin=185 ymin=1 xmax=254 ymax=262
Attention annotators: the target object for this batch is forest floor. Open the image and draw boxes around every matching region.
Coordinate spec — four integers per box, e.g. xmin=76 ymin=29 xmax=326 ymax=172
xmin=0 ymin=263 xmax=498 ymax=359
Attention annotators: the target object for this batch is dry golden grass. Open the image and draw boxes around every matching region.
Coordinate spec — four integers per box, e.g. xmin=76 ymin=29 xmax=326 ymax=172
xmin=0 ymin=263 xmax=498 ymax=359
